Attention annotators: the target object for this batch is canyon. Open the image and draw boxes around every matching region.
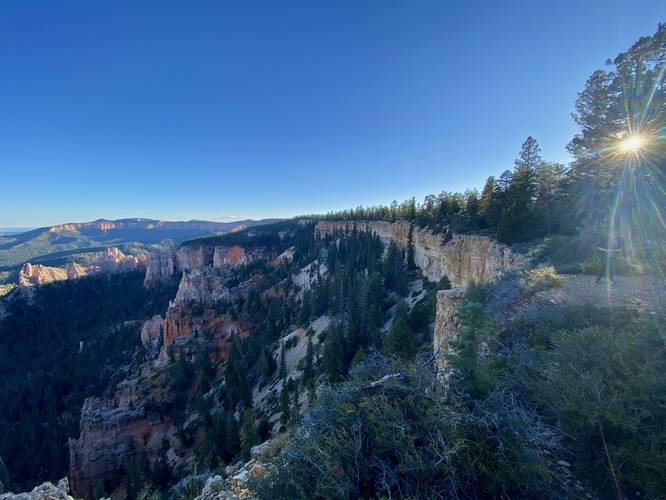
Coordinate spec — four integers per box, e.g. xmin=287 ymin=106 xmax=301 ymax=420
xmin=67 ymin=241 xmax=277 ymax=498
xmin=64 ymin=221 xmax=528 ymax=498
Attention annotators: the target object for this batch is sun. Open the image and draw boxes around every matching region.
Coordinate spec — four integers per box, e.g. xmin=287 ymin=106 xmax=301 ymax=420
xmin=619 ymin=134 xmax=644 ymax=153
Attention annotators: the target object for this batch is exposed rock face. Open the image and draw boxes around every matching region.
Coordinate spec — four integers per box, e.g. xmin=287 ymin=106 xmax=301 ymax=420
xmin=214 ymin=245 xmax=247 ymax=268
xmin=175 ymin=246 xmax=215 ymax=273
xmin=433 ymin=287 xmax=466 ymax=379
xmin=69 ymin=309 xmax=249 ymax=497
xmin=315 ymin=221 xmax=525 ymax=285
xmin=145 ymin=245 xmax=259 ymax=286
xmin=271 ymin=247 xmax=295 ymax=267
xmin=175 ymin=268 xmax=229 ymax=306
xmin=159 ymin=308 xmax=246 ymax=365
xmin=144 ymin=252 xmax=176 ymax=286
xmin=18 ymin=248 xmax=147 ymax=287
xmin=143 ymin=246 xmax=210 ymax=286
xmin=18 ymin=263 xmax=69 ymax=286
xmin=68 ymin=399 xmax=163 ymax=499
xmin=0 ymin=478 xmax=74 ymax=500
xmin=194 ymin=437 xmax=280 ymax=500
xmin=97 ymin=247 xmax=147 ymax=272
xmin=140 ymin=315 xmax=164 ymax=347
xmin=316 ymin=221 xmax=527 ymax=380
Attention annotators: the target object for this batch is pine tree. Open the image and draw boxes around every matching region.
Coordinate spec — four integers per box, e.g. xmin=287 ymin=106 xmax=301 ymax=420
xmin=291 ymin=384 xmax=301 ymax=425
xmin=406 ymin=224 xmax=416 ymax=269
xmin=223 ymin=413 xmax=240 ymax=462
xmin=497 ymin=137 xmax=542 ymax=243
xmin=321 ymin=323 xmax=346 ymax=382
xmin=279 ymin=341 xmax=287 ymax=380
xmin=535 ymin=161 xmax=567 ymax=234
xmin=241 ymin=408 xmax=257 ymax=463
xmin=279 ymin=382 xmax=291 ymax=425
xmin=383 ymin=301 xmax=416 ymax=360
xmin=303 ymin=335 xmax=314 ymax=381
xmin=464 ymin=190 xmax=481 ymax=229
xmin=479 ymin=176 xmax=497 ymax=228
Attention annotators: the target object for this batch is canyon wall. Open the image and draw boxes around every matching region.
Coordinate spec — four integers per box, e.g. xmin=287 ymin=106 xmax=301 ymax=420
xmin=315 ymin=220 xmax=528 ymax=380
xmin=144 ymin=245 xmax=255 ymax=286
xmin=433 ymin=287 xmax=466 ymax=380
xmin=69 ymin=243 xmax=268 ymax=497
xmin=68 ymin=398 xmax=165 ymax=499
xmin=69 ymin=308 xmax=249 ymax=498
xmin=315 ymin=220 xmax=526 ymax=285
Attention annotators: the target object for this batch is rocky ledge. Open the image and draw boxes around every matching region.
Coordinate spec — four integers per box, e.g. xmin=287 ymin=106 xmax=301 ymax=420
xmin=0 ymin=478 xmax=74 ymax=500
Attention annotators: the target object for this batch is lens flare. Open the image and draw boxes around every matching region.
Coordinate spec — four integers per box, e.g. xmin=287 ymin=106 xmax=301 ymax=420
xmin=619 ymin=134 xmax=644 ymax=153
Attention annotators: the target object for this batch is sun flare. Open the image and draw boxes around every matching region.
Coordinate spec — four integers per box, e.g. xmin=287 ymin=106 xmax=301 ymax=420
xmin=619 ymin=134 xmax=644 ymax=153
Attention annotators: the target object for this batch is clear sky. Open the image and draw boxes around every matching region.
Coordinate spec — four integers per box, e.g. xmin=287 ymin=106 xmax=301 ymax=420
xmin=1 ymin=1 xmax=664 ymax=227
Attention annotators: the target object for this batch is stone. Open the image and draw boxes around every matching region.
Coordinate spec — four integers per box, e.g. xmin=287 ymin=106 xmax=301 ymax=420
xmin=213 ymin=246 xmax=248 ymax=268
xmin=18 ymin=263 xmax=68 ymax=286
xmin=140 ymin=315 xmax=164 ymax=346
xmin=68 ymin=398 xmax=164 ymax=499
xmin=433 ymin=287 xmax=466 ymax=379
xmin=174 ymin=268 xmax=229 ymax=306
xmin=0 ymin=480 xmax=74 ymax=500
xmin=144 ymin=252 xmax=175 ymax=286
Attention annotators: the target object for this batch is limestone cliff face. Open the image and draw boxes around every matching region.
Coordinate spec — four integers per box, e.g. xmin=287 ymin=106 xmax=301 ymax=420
xmin=213 ymin=245 xmax=248 ymax=268
xmin=0 ymin=478 xmax=73 ymax=500
xmin=144 ymin=246 xmax=210 ymax=286
xmin=69 ymin=307 xmax=249 ymax=498
xmin=315 ymin=221 xmax=526 ymax=285
xmin=18 ymin=248 xmax=146 ymax=287
xmin=174 ymin=268 xmax=229 ymax=306
xmin=159 ymin=309 xmax=248 ymax=366
xmin=68 ymin=398 xmax=167 ymax=499
xmin=433 ymin=287 xmax=466 ymax=379
xmin=316 ymin=220 xmax=527 ymax=380
xmin=145 ymin=245 xmax=255 ymax=286
xmin=18 ymin=263 xmax=69 ymax=286
xmin=144 ymin=252 xmax=176 ymax=286
xmin=140 ymin=315 xmax=164 ymax=352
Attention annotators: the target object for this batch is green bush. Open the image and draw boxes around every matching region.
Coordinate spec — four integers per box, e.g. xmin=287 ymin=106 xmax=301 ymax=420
xmin=531 ymin=320 xmax=666 ymax=498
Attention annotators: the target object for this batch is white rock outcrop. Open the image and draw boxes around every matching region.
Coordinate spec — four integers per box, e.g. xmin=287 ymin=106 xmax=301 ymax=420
xmin=0 ymin=478 xmax=74 ymax=500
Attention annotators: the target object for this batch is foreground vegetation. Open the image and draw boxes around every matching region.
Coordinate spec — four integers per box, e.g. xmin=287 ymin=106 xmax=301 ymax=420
xmin=255 ymin=281 xmax=666 ymax=499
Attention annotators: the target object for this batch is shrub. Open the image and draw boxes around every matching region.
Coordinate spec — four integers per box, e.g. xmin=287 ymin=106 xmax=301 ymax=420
xmin=531 ymin=320 xmax=666 ymax=498
xmin=253 ymin=355 xmax=558 ymax=499
xmin=527 ymin=266 xmax=563 ymax=290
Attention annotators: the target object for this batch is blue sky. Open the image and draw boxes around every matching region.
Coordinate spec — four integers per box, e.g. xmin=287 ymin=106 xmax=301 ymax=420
xmin=1 ymin=1 xmax=664 ymax=227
